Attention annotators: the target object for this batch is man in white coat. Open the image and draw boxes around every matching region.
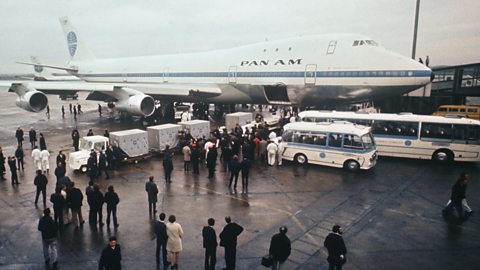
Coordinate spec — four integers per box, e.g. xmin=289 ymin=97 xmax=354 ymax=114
xmin=40 ymin=149 xmax=50 ymax=173
xmin=276 ymin=140 xmax=285 ymax=166
xmin=31 ymin=146 xmax=42 ymax=170
xmin=266 ymin=141 xmax=278 ymax=166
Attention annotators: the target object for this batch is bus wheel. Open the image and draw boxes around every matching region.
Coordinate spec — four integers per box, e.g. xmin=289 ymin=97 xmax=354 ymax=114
xmin=344 ymin=160 xmax=360 ymax=172
xmin=80 ymin=165 xmax=88 ymax=173
xmin=294 ymin=153 xmax=308 ymax=165
xmin=432 ymin=149 xmax=453 ymax=163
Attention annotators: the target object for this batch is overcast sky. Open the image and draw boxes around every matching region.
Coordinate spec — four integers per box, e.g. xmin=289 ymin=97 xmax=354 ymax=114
xmin=1 ymin=0 xmax=479 ymax=73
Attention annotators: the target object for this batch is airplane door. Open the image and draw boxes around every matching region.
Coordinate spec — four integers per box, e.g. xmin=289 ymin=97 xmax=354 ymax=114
xmin=305 ymin=64 xmax=317 ymax=85
xmin=228 ymin=66 xmax=237 ymax=84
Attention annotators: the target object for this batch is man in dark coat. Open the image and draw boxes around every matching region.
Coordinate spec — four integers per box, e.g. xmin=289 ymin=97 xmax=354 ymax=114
xmin=162 ymin=151 xmax=174 ymax=183
xmin=50 ymin=187 xmax=65 ymax=227
xmin=15 ymin=127 xmax=24 ymax=147
xmin=54 ymin=162 xmax=66 ymax=182
xmin=0 ymin=147 xmax=5 ymax=180
xmin=190 ymin=144 xmax=201 ymax=175
xmin=145 ymin=176 xmax=159 ymax=215
xmin=98 ymin=151 xmax=110 ymax=179
xmin=71 ymin=129 xmax=80 ymax=151
xmin=38 ymin=208 xmax=58 ymax=268
xmin=56 ymin=151 xmax=66 ymax=168
xmin=154 ymin=212 xmax=169 ymax=267
xmin=106 ymin=145 xmax=114 ymax=169
xmin=29 ymin=127 xmax=37 ymax=149
xmin=104 ymin=185 xmax=120 ymax=228
xmin=15 ymin=146 xmax=24 ymax=171
xmin=219 ymin=216 xmax=244 ymax=270
xmin=443 ymin=172 xmax=473 ymax=219
xmin=34 ymin=170 xmax=48 ymax=208
xmin=324 ymin=225 xmax=347 ymax=270
xmin=86 ymin=181 xmax=95 ymax=224
xmin=206 ymin=146 xmax=218 ymax=178
xmin=228 ymin=155 xmax=241 ymax=189
xmin=87 ymin=151 xmax=98 ymax=181
xmin=67 ymin=181 xmax=84 ymax=228
xmin=99 ymin=236 xmax=121 ymax=270
xmin=240 ymin=157 xmax=251 ymax=192
xmin=221 ymin=144 xmax=233 ymax=172
xmin=92 ymin=184 xmax=105 ymax=226
xmin=269 ymin=226 xmax=291 ymax=270
xmin=202 ymin=217 xmax=217 ymax=270
xmin=8 ymin=156 xmax=18 ymax=185
xmin=39 ymin=133 xmax=47 ymax=150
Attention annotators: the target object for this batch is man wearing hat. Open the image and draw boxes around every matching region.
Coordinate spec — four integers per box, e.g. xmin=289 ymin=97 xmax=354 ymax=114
xmin=324 ymin=225 xmax=347 ymax=270
xmin=269 ymin=226 xmax=291 ymax=270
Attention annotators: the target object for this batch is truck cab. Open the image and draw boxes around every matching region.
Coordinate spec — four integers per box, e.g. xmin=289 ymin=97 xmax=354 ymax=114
xmin=69 ymin=136 xmax=109 ymax=172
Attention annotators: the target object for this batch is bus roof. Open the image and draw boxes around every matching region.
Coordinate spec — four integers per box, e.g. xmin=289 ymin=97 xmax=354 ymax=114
xmin=298 ymin=110 xmax=480 ymax=125
xmin=283 ymin=121 xmax=371 ymax=136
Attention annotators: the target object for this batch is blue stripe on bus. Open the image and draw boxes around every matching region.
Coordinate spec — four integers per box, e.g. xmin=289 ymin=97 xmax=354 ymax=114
xmin=287 ymin=142 xmax=372 ymax=154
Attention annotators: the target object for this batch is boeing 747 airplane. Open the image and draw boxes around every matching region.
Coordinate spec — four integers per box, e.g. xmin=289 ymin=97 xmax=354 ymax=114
xmin=1 ymin=17 xmax=432 ymax=118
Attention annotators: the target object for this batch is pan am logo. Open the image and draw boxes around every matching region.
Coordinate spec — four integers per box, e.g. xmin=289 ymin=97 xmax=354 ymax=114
xmin=34 ymin=65 xmax=43 ymax=73
xmin=67 ymin=32 xmax=78 ymax=57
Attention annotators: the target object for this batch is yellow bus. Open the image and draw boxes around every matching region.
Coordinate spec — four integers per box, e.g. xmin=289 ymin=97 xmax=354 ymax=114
xmin=433 ymin=105 xmax=480 ymax=120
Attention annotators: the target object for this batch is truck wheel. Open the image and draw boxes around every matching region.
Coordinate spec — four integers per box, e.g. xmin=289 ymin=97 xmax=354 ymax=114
xmin=80 ymin=165 xmax=88 ymax=173
xmin=432 ymin=149 xmax=453 ymax=163
xmin=344 ymin=160 xmax=360 ymax=172
xmin=294 ymin=153 xmax=308 ymax=164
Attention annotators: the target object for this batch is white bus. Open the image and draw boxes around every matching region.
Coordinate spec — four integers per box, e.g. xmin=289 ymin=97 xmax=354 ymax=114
xmin=281 ymin=122 xmax=377 ymax=171
xmin=298 ymin=111 xmax=480 ymax=162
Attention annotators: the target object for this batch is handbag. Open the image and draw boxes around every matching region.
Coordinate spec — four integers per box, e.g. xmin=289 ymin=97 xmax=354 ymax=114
xmin=261 ymin=254 xmax=273 ymax=267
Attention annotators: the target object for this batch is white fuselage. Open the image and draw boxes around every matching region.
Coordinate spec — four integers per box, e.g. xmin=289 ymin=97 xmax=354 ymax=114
xmin=69 ymin=34 xmax=432 ymax=105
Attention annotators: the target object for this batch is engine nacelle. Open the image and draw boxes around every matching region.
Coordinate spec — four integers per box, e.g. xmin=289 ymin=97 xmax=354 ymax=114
xmin=15 ymin=89 xmax=48 ymax=112
xmin=114 ymin=94 xmax=155 ymax=117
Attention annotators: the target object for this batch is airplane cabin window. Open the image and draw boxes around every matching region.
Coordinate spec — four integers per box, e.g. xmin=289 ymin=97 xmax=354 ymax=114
xmin=360 ymin=40 xmax=365 ymax=45
xmin=353 ymin=40 xmax=359 ymax=46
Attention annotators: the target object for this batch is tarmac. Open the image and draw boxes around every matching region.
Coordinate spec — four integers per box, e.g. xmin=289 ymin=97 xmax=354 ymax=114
xmin=0 ymin=90 xmax=479 ymax=270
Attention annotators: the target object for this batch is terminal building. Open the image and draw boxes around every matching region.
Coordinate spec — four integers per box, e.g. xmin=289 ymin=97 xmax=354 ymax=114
xmin=377 ymin=62 xmax=480 ymax=114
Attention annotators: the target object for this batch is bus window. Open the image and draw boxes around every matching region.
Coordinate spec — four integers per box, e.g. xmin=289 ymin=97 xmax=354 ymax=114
xmin=371 ymin=120 xmax=388 ymax=134
xmin=438 ymin=107 xmax=447 ymax=112
xmin=361 ymin=134 xmax=375 ymax=149
xmin=465 ymin=125 xmax=480 ymax=145
xmin=343 ymin=134 xmax=363 ymax=149
xmin=292 ymin=132 xmax=301 ymax=143
xmin=282 ymin=130 xmax=293 ymax=142
xmin=313 ymin=133 xmax=327 ymax=146
xmin=421 ymin=123 xmax=453 ymax=140
xmin=328 ymin=133 xmax=343 ymax=147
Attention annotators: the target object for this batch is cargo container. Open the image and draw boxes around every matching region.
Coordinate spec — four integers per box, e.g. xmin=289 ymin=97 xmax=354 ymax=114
xmin=147 ymin=124 xmax=183 ymax=152
xmin=180 ymin=120 xmax=210 ymax=139
xmin=225 ymin=112 xmax=253 ymax=132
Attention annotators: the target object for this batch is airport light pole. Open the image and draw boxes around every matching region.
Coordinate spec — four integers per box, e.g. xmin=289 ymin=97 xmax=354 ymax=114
xmin=411 ymin=0 xmax=421 ymax=60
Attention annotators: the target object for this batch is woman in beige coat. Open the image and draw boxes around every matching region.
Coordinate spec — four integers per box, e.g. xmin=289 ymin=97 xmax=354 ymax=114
xmin=166 ymin=215 xmax=183 ymax=269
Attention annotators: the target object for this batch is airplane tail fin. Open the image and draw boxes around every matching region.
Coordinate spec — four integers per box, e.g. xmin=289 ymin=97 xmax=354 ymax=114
xmin=30 ymin=56 xmax=49 ymax=79
xmin=59 ymin=17 xmax=95 ymax=61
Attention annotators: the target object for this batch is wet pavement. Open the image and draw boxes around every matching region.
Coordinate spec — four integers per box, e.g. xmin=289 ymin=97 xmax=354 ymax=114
xmin=0 ymin=89 xmax=479 ymax=270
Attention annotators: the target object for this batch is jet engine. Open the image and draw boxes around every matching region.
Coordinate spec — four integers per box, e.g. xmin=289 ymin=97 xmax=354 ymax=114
xmin=114 ymin=94 xmax=155 ymax=117
xmin=15 ymin=89 xmax=48 ymax=112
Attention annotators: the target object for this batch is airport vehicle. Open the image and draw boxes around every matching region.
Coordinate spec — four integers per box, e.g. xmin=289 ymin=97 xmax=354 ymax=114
xmin=433 ymin=105 xmax=480 ymax=120
xmin=281 ymin=122 xmax=377 ymax=171
xmin=2 ymin=17 xmax=432 ymax=120
xmin=298 ymin=110 xmax=480 ymax=162
xmin=69 ymin=130 xmax=149 ymax=172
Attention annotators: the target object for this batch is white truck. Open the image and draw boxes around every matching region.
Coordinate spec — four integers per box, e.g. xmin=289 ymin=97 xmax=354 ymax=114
xmin=69 ymin=129 xmax=150 ymax=173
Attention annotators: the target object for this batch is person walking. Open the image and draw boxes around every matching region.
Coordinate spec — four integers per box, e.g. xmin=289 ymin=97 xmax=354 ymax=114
xmin=40 ymin=148 xmax=50 ymax=174
xmin=15 ymin=145 xmax=24 ymax=171
xmin=15 ymin=127 xmax=24 ymax=147
xmin=69 ymin=103 xmax=72 ymax=114
xmin=87 ymin=129 xmax=94 ymax=136
xmin=98 ymin=151 xmax=110 ymax=179
xmin=228 ymin=155 xmax=241 ymax=189
xmin=50 ymin=187 xmax=65 ymax=228
xmin=29 ymin=127 xmax=37 ymax=149
xmin=104 ymin=185 xmax=120 ymax=228
xmin=54 ymin=162 xmax=66 ymax=183
xmin=207 ymin=146 xmax=217 ymax=178
xmin=71 ymin=128 xmax=80 ymax=151
xmin=38 ymin=208 xmax=58 ymax=269
xmin=443 ymin=172 xmax=474 ymax=220
xmin=191 ymin=144 xmax=201 ymax=175
xmin=67 ymin=181 xmax=84 ymax=228
xmin=163 ymin=150 xmax=174 ymax=183
xmin=8 ymin=156 xmax=19 ymax=185
xmin=154 ymin=212 xmax=169 ymax=267
xmin=86 ymin=181 xmax=95 ymax=224
xmin=269 ymin=226 xmax=291 ymax=270
xmin=77 ymin=104 xmax=82 ymax=114
xmin=267 ymin=141 xmax=278 ymax=166
xmin=34 ymin=170 xmax=48 ymax=208
xmin=324 ymin=225 xmax=347 ymax=270
xmin=61 ymin=105 xmax=65 ymax=118
xmin=56 ymin=151 xmax=66 ymax=169
xmin=31 ymin=146 xmax=42 ymax=171
xmin=0 ymin=147 xmax=5 ymax=180
xmin=202 ymin=218 xmax=217 ymax=270
xmin=39 ymin=133 xmax=47 ymax=151
xmin=219 ymin=216 xmax=244 ymax=270
xmin=240 ymin=157 xmax=251 ymax=192
xmin=145 ymin=176 xmax=159 ymax=216
xmin=92 ymin=184 xmax=105 ymax=227
xmin=99 ymin=236 xmax=122 ymax=270
xmin=182 ymin=144 xmax=191 ymax=172
xmin=98 ymin=104 xmax=102 ymax=116
xmin=222 ymin=144 xmax=233 ymax=172
xmin=166 ymin=215 xmax=184 ymax=270
xmin=87 ymin=151 xmax=98 ymax=181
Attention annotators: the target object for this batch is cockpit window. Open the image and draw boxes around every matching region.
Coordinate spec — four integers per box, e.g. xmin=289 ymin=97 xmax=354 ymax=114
xmin=353 ymin=40 xmax=378 ymax=47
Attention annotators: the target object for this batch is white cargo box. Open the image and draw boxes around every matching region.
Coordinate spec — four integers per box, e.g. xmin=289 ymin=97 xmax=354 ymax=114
xmin=110 ymin=129 xmax=149 ymax=157
xmin=147 ymin=124 xmax=182 ymax=152
xmin=225 ymin=112 xmax=253 ymax=132
xmin=180 ymin=120 xmax=210 ymax=139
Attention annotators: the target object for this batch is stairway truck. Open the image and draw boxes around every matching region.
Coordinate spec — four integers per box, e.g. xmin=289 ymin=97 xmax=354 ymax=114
xmin=179 ymin=120 xmax=210 ymax=139
xmin=147 ymin=124 xmax=183 ymax=153
xmin=68 ymin=136 xmax=109 ymax=172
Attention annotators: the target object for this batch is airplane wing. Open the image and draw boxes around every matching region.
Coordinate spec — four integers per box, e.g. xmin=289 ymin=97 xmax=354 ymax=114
xmin=0 ymin=80 xmax=222 ymax=99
